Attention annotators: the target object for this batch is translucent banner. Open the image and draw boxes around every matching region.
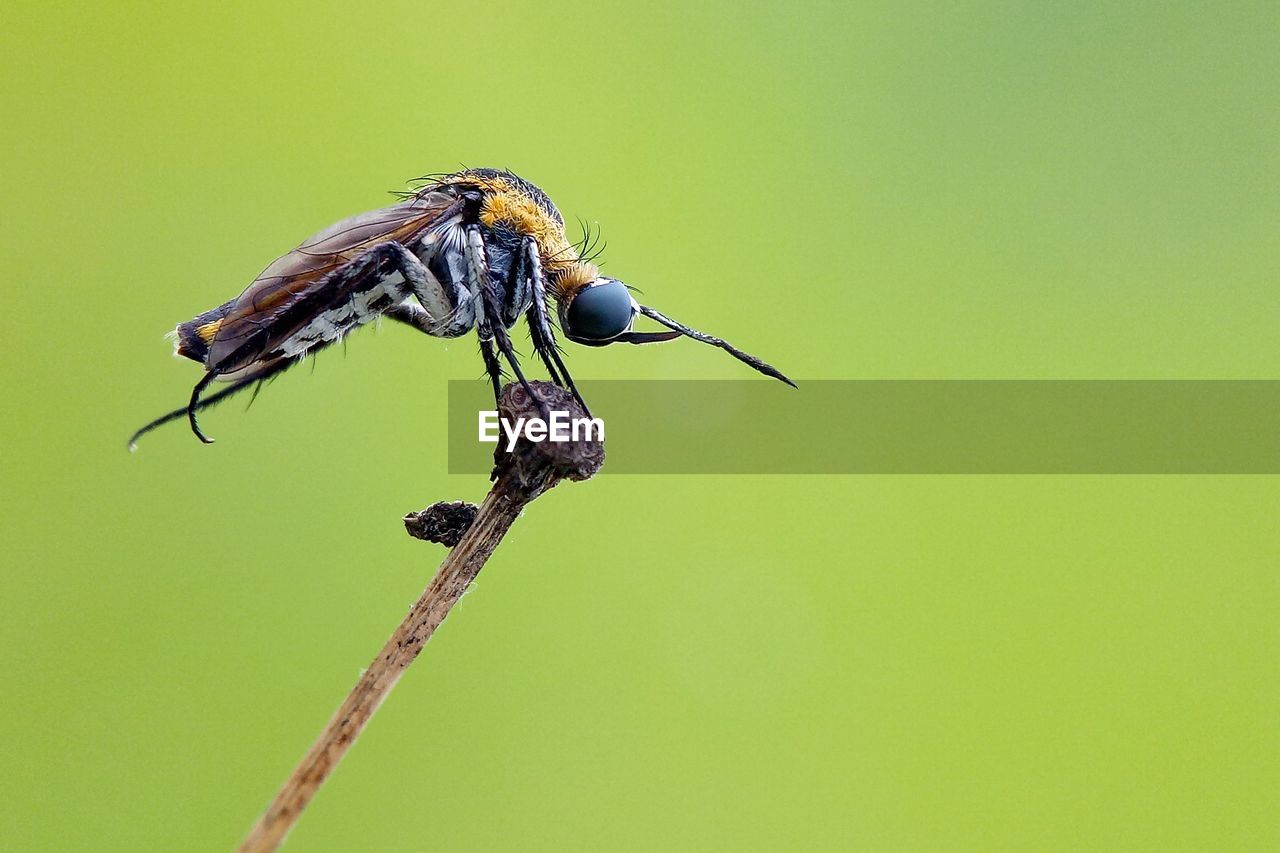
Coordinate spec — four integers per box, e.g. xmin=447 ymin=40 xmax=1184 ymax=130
xmin=447 ymin=380 xmax=1280 ymax=474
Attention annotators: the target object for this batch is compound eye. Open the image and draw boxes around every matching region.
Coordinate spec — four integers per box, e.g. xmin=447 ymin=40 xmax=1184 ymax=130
xmin=565 ymin=278 xmax=634 ymax=342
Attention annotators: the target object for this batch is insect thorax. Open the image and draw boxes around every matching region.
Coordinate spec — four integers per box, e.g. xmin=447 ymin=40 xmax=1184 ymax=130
xmin=434 ymin=169 xmax=597 ymax=299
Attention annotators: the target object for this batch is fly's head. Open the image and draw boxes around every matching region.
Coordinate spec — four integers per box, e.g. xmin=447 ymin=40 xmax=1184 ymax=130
xmin=558 ymin=277 xmax=680 ymax=347
xmin=557 ymin=276 xmax=796 ymax=386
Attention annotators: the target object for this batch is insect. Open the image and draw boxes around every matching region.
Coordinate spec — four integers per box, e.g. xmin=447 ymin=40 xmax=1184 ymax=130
xmin=128 ymin=168 xmax=793 ymax=449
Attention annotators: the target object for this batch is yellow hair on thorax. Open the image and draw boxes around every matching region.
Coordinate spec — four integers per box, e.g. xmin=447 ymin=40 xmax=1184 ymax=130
xmin=442 ymin=171 xmax=598 ymax=299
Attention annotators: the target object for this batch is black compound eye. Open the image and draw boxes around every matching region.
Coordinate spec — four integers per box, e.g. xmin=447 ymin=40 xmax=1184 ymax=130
xmin=565 ymin=279 xmax=633 ymax=341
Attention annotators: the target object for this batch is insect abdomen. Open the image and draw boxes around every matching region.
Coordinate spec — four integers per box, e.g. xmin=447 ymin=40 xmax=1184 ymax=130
xmin=174 ymin=300 xmax=236 ymax=365
xmin=273 ymin=275 xmax=405 ymax=359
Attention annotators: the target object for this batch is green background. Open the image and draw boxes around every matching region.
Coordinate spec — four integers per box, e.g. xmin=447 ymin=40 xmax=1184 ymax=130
xmin=2 ymin=1 xmax=1277 ymax=849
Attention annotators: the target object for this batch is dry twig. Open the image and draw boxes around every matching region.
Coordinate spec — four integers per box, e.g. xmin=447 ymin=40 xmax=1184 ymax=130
xmin=239 ymin=381 xmax=603 ymax=852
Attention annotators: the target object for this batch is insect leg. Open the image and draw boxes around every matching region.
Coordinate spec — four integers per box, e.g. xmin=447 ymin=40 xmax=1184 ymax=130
xmin=521 ymin=237 xmax=589 ymax=413
xmin=503 ymin=247 xmax=531 ymax=328
xmin=378 ymin=241 xmax=475 ymax=338
xmin=381 ymin=301 xmax=430 ymax=332
xmin=477 ymin=337 xmax=505 ymax=405
xmin=385 ymin=238 xmax=543 ymax=413
xmin=128 ymin=359 xmax=299 ymax=450
xmin=502 ymin=238 xmax=558 ymax=385
xmin=525 ymin=309 xmax=562 ymax=386
xmin=186 ymin=372 xmax=219 ymax=444
xmin=464 ymin=226 xmax=540 ymax=407
xmin=383 ymin=297 xmax=510 ymax=405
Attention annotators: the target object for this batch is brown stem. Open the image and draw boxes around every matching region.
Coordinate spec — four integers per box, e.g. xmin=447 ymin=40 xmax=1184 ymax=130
xmin=239 ymin=382 xmax=603 ymax=852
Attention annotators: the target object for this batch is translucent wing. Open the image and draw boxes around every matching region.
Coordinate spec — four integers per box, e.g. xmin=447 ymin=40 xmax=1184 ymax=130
xmin=207 ymin=189 xmax=462 ymax=373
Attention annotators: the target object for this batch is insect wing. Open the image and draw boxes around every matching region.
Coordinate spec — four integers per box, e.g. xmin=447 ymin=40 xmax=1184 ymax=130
xmin=208 ymin=190 xmax=460 ymax=372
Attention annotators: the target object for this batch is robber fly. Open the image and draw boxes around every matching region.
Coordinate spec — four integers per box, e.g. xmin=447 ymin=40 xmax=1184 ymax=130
xmin=129 ymin=168 xmax=793 ymax=449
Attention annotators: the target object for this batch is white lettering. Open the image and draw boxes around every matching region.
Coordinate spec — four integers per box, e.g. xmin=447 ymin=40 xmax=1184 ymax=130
xmin=477 ymin=410 xmax=607 ymax=450
xmin=549 ymin=410 xmax=570 ymax=441
xmin=501 ymin=416 xmax=526 ymax=452
xmin=478 ymin=410 xmax=500 ymax=443
xmin=572 ymin=416 xmax=605 ymax=442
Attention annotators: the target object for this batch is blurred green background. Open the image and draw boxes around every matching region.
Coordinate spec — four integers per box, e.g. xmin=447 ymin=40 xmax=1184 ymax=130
xmin=2 ymin=1 xmax=1277 ymax=849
